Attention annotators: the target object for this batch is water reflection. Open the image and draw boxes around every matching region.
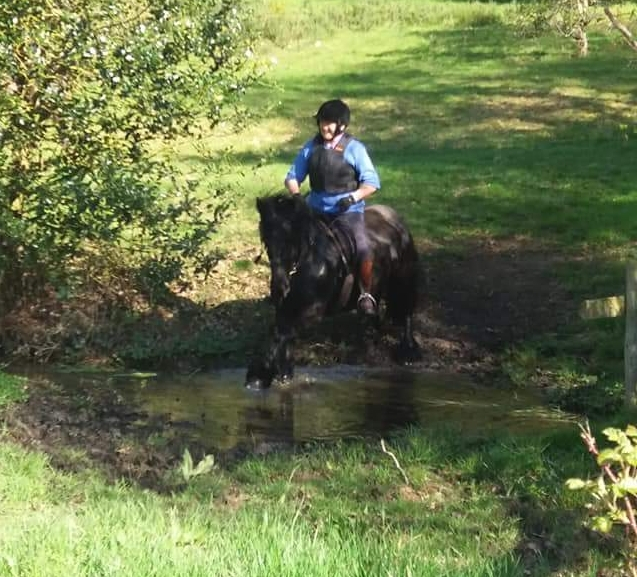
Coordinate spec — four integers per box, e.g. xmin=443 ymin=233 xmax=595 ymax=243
xmin=16 ymin=366 xmax=577 ymax=451
xmin=114 ymin=366 xmax=575 ymax=450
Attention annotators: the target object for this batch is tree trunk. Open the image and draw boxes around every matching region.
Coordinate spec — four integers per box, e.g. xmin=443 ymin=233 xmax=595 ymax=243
xmin=574 ymin=27 xmax=589 ymax=56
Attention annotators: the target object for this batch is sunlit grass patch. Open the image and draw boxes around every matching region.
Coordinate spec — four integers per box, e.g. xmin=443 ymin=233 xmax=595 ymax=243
xmin=0 ymin=372 xmax=28 ymax=407
xmin=0 ymin=402 xmax=620 ymax=576
xmin=251 ymin=0 xmax=513 ymax=46
xmin=0 ymin=435 xmax=529 ymax=577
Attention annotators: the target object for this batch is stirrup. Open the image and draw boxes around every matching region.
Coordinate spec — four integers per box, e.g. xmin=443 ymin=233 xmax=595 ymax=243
xmin=357 ymin=292 xmax=377 ymax=314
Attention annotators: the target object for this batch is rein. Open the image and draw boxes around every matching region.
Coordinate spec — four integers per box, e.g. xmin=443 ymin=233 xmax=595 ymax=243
xmin=315 ymin=217 xmax=355 ymax=307
xmin=316 ymin=217 xmax=351 ymax=275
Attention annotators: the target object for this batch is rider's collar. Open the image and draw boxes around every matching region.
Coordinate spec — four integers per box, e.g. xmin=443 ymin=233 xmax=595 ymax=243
xmin=325 ymin=132 xmax=345 ymax=150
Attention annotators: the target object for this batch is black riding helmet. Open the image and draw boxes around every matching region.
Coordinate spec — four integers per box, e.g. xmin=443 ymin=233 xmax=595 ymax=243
xmin=315 ymin=99 xmax=350 ymax=128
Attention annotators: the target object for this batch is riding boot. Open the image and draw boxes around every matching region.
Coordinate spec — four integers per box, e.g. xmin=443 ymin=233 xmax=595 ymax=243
xmin=357 ymin=259 xmax=377 ymax=315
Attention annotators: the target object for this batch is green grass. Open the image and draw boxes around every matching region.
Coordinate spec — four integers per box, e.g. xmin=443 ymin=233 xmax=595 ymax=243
xmin=0 ymin=424 xmax=618 ymax=576
xmin=0 ymin=372 xmax=27 ymax=407
xmin=183 ymin=11 xmax=637 ymax=255
xmin=248 ymin=0 xmax=512 ymax=46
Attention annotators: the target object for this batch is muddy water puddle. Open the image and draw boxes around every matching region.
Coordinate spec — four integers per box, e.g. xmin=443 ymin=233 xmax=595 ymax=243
xmin=22 ymin=366 xmax=577 ymax=451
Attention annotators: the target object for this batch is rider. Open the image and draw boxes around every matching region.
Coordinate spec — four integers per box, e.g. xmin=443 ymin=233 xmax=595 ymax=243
xmin=284 ymin=98 xmax=380 ymax=315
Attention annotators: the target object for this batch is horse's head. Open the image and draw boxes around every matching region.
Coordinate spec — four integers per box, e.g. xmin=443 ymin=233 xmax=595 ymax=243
xmin=256 ymin=193 xmax=310 ymax=305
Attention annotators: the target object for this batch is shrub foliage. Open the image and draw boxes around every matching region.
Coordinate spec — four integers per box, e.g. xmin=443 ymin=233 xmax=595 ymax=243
xmin=0 ymin=0 xmax=259 ymax=310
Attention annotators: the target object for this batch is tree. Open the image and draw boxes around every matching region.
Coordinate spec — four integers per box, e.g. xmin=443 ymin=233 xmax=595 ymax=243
xmin=518 ymin=0 xmax=637 ymax=57
xmin=0 ymin=0 xmax=260 ymax=310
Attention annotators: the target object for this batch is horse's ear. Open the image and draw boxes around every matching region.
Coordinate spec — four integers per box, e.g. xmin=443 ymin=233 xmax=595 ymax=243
xmin=256 ymin=197 xmax=264 ymax=214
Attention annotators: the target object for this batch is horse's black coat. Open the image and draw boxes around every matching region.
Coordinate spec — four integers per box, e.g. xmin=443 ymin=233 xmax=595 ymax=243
xmin=246 ymin=193 xmax=421 ymax=389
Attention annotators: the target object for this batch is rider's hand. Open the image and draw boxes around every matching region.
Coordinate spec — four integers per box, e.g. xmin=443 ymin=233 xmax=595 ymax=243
xmin=336 ymin=194 xmax=356 ymax=213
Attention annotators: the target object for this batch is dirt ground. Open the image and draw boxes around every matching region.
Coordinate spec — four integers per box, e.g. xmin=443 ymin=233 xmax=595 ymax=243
xmin=2 ymin=236 xmax=578 ymax=488
xmin=416 ymin=237 xmax=574 ymax=373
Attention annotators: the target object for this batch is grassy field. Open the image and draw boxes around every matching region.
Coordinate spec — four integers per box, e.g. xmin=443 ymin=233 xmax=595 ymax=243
xmin=3 ymin=0 xmax=637 ymax=574
xmin=198 ymin=1 xmax=637 ymax=253
xmin=0 ymin=412 xmax=624 ymax=576
xmin=172 ymin=0 xmax=637 ymax=395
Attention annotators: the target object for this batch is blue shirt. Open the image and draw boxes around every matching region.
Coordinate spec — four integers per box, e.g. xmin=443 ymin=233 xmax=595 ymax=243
xmin=286 ymin=134 xmax=380 ymax=214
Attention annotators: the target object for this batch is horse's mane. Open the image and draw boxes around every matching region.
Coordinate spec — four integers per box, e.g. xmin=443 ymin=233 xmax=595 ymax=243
xmin=256 ymin=193 xmax=356 ymax=276
xmin=256 ymin=192 xmax=311 ymax=222
xmin=256 ymin=193 xmax=321 ymax=247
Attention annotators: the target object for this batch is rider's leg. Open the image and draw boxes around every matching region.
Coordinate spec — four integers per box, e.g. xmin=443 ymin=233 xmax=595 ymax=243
xmin=339 ymin=212 xmax=376 ymax=315
xmin=357 ymin=257 xmax=376 ymax=315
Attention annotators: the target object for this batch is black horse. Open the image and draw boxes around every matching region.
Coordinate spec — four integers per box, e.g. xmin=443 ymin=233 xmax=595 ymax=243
xmin=246 ymin=193 xmax=421 ymax=389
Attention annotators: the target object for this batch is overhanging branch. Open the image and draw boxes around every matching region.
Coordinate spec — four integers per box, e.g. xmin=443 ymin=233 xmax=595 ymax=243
xmin=603 ymin=5 xmax=637 ymax=51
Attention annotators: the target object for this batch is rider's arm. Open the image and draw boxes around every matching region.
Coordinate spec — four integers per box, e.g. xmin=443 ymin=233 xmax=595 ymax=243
xmin=352 ymin=183 xmax=377 ymax=202
xmin=284 ymin=139 xmax=313 ymax=194
xmin=346 ymin=140 xmax=380 ymax=202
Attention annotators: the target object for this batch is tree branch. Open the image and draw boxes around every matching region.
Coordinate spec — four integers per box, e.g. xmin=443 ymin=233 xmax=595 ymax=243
xmin=603 ymin=6 xmax=637 ymax=51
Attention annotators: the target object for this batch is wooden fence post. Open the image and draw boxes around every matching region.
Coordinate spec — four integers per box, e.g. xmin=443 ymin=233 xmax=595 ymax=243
xmin=625 ymin=261 xmax=637 ymax=406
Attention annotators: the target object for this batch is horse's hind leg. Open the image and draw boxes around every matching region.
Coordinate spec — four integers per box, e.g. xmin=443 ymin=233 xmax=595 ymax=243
xmin=386 ymin=252 xmax=422 ymax=363
xmin=396 ymin=314 xmax=421 ymax=363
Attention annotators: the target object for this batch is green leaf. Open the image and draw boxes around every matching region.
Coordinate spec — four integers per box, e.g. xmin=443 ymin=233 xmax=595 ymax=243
xmin=612 ymin=510 xmax=630 ymax=525
xmin=624 ymin=447 xmax=637 ymax=467
xmin=591 ymin=516 xmax=614 ymax=534
xmin=192 ymin=454 xmax=215 ymax=477
xmin=614 ymin=476 xmax=637 ymax=496
xmin=597 ymin=448 xmax=622 ymax=465
xmin=603 ymin=428 xmax=622 ymax=443
xmin=180 ymin=449 xmax=215 ymax=482
xmin=565 ymin=478 xmax=587 ymax=490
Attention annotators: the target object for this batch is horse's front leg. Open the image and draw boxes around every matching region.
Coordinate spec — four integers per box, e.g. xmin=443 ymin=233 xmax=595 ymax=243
xmin=245 ymin=278 xmax=326 ymax=389
xmin=245 ymin=321 xmax=295 ymax=390
xmin=395 ymin=315 xmax=422 ymax=364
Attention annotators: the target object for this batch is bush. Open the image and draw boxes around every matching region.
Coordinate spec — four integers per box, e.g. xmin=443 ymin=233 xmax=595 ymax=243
xmin=0 ymin=0 xmax=261 ymax=311
xmin=567 ymin=423 xmax=637 ymax=575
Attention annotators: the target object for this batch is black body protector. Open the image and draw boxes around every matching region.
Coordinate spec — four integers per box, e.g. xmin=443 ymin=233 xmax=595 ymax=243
xmin=308 ymin=134 xmax=358 ymax=194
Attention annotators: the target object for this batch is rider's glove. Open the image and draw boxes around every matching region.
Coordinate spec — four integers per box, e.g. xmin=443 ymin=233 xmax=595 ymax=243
xmin=336 ymin=194 xmax=356 ymax=213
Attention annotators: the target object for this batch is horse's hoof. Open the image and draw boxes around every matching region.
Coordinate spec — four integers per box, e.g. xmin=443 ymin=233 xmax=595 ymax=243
xmin=246 ymin=359 xmax=274 ymax=390
xmin=357 ymin=293 xmax=378 ymax=316
xmin=245 ymin=377 xmax=270 ymax=390
xmin=245 ymin=367 xmax=272 ymax=390
xmin=394 ymin=344 xmax=422 ymax=365
xmin=273 ymin=373 xmax=294 ymax=387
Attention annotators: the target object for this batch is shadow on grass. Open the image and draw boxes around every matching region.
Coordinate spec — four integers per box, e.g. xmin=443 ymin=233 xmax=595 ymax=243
xmin=181 ymin=26 xmax=637 ymax=250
